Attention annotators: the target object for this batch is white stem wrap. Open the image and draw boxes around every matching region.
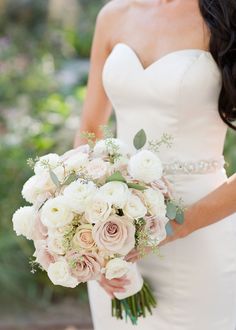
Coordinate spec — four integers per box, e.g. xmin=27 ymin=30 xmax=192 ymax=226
xmin=114 ymin=263 xmax=144 ymax=300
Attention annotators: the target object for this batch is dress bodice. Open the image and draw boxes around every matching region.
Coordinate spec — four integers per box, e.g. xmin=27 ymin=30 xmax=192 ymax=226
xmin=102 ymin=43 xmax=227 ymax=164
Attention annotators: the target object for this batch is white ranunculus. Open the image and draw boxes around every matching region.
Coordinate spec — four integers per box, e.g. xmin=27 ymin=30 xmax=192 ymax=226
xmin=99 ymin=181 xmax=129 ymax=209
xmin=85 ymin=193 xmax=111 ymax=224
xmin=41 ymin=196 xmax=74 ymax=228
xmin=128 ymin=150 xmax=163 ymax=183
xmin=124 ymin=194 xmax=147 ymax=219
xmin=143 ymin=188 xmax=166 ymax=217
xmin=63 ymin=179 xmax=96 ymax=213
xmin=105 ymin=258 xmax=129 ymax=280
xmin=47 ymin=233 xmax=66 ymax=255
xmin=64 ymin=152 xmax=89 ymax=173
xmin=47 ymin=260 xmax=79 ymax=288
xmin=12 ymin=206 xmax=37 ymax=240
xmin=86 ymin=158 xmax=108 ymax=180
xmin=93 ymin=138 xmax=129 ymax=157
xmin=34 ymin=153 xmax=61 ymax=175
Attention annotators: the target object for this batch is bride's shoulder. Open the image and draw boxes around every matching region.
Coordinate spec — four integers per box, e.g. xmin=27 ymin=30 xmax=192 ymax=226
xmin=96 ymin=0 xmax=132 ymax=23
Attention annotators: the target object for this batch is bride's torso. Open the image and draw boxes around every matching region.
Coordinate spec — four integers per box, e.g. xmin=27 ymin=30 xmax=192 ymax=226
xmin=102 ymin=42 xmax=228 ymax=205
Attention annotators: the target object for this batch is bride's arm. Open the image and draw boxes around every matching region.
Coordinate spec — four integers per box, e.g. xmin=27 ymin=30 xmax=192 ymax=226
xmin=73 ymin=6 xmax=113 ymax=147
xmin=164 ymin=172 xmax=236 ymax=244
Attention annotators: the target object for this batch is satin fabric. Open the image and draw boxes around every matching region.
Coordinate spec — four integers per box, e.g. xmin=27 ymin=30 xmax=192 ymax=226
xmin=87 ymin=43 xmax=236 ymax=330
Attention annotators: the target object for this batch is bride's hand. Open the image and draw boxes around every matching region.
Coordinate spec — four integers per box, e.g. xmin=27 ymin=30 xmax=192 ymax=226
xmin=98 ymin=274 xmax=131 ymax=298
xmin=124 ymin=247 xmax=153 ymax=263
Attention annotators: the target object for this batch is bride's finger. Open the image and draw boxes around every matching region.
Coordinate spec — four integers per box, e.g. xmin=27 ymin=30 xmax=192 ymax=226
xmin=108 ymin=278 xmax=130 ymax=286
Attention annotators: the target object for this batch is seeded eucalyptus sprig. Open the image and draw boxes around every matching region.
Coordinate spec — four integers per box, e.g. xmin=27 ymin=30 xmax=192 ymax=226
xmin=80 ymin=131 xmax=96 ymax=149
xmin=148 ymin=133 xmax=173 ymax=153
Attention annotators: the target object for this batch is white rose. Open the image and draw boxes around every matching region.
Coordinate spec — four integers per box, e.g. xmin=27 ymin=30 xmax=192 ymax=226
xmin=47 ymin=260 xmax=79 ymax=288
xmin=143 ymin=188 xmax=166 ymax=217
xmin=41 ymin=196 xmax=74 ymax=228
xmin=64 ymin=152 xmax=89 ymax=173
xmin=22 ymin=175 xmax=51 ymax=204
xmin=128 ymin=150 xmax=163 ymax=183
xmin=85 ymin=193 xmax=111 ymax=224
xmin=12 ymin=206 xmax=37 ymax=240
xmin=124 ymin=194 xmax=147 ymax=219
xmin=99 ymin=181 xmax=129 ymax=209
xmin=93 ymin=138 xmax=129 ymax=157
xmin=63 ymin=179 xmax=96 ymax=213
xmin=47 ymin=233 xmax=66 ymax=255
xmin=105 ymin=258 xmax=129 ymax=280
xmin=86 ymin=158 xmax=108 ymax=180
xmin=34 ymin=153 xmax=61 ymax=175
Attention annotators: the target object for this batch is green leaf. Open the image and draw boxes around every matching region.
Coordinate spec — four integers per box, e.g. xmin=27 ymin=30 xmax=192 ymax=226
xmin=49 ymin=169 xmax=61 ymax=188
xmin=63 ymin=172 xmax=77 ymax=186
xmin=165 ymin=222 xmax=173 ymax=236
xmin=166 ymin=202 xmax=177 ymax=220
xmin=127 ymin=182 xmax=146 ymax=191
xmin=133 ymin=129 xmax=147 ymax=150
xmin=106 ymin=171 xmax=126 ymax=183
xmin=175 ymin=210 xmax=185 ymax=224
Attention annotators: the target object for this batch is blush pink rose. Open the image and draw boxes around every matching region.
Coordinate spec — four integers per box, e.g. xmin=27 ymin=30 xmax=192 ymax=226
xmin=92 ymin=215 xmax=135 ymax=255
xmin=33 ymin=240 xmax=56 ymax=271
xmin=144 ymin=215 xmax=168 ymax=243
xmin=66 ymin=251 xmax=103 ymax=282
xmin=32 ymin=215 xmax=48 ymax=240
xmin=61 ymin=144 xmax=90 ymax=161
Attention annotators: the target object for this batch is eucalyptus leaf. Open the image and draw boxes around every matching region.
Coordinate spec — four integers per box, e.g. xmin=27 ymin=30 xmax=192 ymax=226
xmin=175 ymin=211 xmax=185 ymax=224
xmin=49 ymin=169 xmax=61 ymax=188
xmin=127 ymin=182 xmax=146 ymax=191
xmin=133 ymin=129 xmax=147 ymax=150
xmin=165 ymin=222 xmax=173 ymax=236
xmin=63 ymin=172 xmax=77 ymax=186
xmin=166 ymin=202 xmax=177 ymax=220
xmin=106 ymin=171 xmax=126 ymax=183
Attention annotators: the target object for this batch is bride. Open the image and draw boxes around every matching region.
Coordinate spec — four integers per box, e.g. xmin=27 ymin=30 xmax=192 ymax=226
xmin=74 ymin=0 xmax=236 ymax=329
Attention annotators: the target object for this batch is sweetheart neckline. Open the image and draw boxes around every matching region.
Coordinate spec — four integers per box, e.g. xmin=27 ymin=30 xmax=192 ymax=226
xmin=105 ymin=42 xmax=214 ymax=72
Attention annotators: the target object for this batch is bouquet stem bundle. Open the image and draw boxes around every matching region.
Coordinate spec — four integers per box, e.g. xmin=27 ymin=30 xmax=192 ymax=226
xmin=112 ymin=281 xmax=157 ymax=325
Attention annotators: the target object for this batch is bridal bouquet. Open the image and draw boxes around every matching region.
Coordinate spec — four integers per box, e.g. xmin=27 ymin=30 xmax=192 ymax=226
xmin=12 ymin=128 xmax=184 ymax=325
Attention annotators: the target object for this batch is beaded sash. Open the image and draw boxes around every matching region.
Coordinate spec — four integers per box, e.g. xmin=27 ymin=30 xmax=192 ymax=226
xmin=163 ymin=156 xmax=225 ymax=175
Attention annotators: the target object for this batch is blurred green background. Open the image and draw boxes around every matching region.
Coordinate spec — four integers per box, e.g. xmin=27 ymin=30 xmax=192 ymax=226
xmin=0 ymin=0 xmax=235 ymax=328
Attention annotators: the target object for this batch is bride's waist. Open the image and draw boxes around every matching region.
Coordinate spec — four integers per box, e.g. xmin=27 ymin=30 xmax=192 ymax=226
xmin=166 ymin=168 xmax=227 ymax=206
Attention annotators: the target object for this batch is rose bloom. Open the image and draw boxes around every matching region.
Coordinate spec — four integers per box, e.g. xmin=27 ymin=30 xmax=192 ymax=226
xmin=47 ymin=259 xmax=79 ymax=288
xmin=41 ymin=196 xmax=74 ymax=228
xmin=34 ymin=153 xmax=61 ymax=175
xmin=47 ymin=233 xmax=66 ymax=255
xmin=92 ymin=214 xmax=135 ymax=255
xmin=63 ymin=179 xmax=96 ymax=213
xmin=66 ymin=251 xmax=104 ymax=282
xmin=123 ymin=193 xmax=147 ymax=219
xmin=85 ymin=193 xmax=111 ymax=224
xmin=144 ymin=216 xmax=169 ymax=244
xmin=105 ymin=258 xmax=129 ymax=280
xmin=143 ymin=187 xmax=167 ymax=218
xmin=93 ymin=138 xmax=129 ymax=158
xmin=86 ymin=158 xmax=108 ymax=180
xmin=33 ymin=239 xmax=56 ymax=271
xmin=128 ymin=150 xmax=163 ymax=183
xmin=12 ymin=206 xmax=37 ymax=240
xmin=72 ymin=224 xmax=95 ymax=250
xmin=99 ymin=181 xmax=129 ymax=209
xmin=61 ymin=144 xmax=90 ymax=161
xmin=64 ymin=152 xmax=89 ymax=173
xmin=22 ymin=174 xmax=54 ymax=205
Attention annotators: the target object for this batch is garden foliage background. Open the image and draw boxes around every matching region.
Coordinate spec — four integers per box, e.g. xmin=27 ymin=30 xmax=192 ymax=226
xmin=0 ymin=0 xmax=235 ymax=324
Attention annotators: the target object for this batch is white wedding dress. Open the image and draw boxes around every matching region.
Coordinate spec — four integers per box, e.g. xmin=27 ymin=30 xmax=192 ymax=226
xmin=87 ymin=43 xmax=236 ymax=329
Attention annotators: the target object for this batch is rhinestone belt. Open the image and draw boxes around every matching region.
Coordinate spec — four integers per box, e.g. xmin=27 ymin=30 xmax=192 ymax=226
xmin=163 ymin=156 xmax=225 ymax=175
